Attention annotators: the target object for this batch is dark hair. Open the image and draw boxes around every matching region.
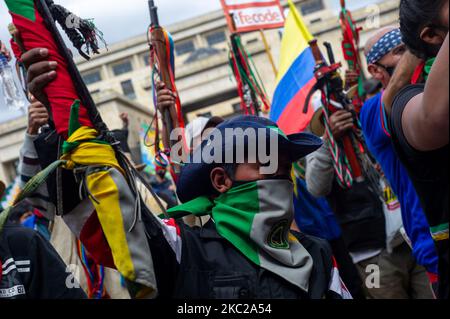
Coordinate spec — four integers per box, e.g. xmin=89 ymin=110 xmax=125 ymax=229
xmin=8 ymin=201 xmax=34 ymax=224
xmin=201 ymin=116 xmax=225 ymax=136
xmin=221 ymin=163 xmax=237 ymax=180
xmin=400 ymin=0 xmax=446 ymax=59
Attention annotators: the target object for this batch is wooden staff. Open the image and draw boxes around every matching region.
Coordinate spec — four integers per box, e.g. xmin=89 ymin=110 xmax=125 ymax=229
xmin=148 ymin=0 xmax=177 ymax=150
xmin=309 ymin=39 xmax=363 ymax=180
xmin=259 ymin=29 xmax=278 ymax=77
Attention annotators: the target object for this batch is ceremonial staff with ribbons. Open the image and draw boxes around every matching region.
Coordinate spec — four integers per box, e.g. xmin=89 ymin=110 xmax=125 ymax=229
xmin=0 ymin=0 xmax=163 ymax=298
xmin=305 ymin=39 xmax=384 ymax=197
xmin=339 ymin=0 xmax=366 ymax=112
xmin=147 ymin=0 xmax=186 ymax=179
xmin=229 ymin=31 xmax=271 ymax=116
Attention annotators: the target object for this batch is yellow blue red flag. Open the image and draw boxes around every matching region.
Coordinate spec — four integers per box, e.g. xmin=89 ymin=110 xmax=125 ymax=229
xmin=270 ymin=0 xmax=316 ymax=134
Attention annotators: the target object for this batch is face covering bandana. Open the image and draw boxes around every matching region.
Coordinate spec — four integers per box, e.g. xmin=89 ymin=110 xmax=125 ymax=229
xmin=167 ymin=179 xmax=314 ymax=292
xmin=423 ymin=57 xmax=436 ymax=81
xmin=366 ymin=28 xmax=402 ymax=65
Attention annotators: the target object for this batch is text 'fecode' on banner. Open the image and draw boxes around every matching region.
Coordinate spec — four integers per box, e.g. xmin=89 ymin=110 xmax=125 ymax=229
xmin=220 ymin=0 xmax=286 ymax=33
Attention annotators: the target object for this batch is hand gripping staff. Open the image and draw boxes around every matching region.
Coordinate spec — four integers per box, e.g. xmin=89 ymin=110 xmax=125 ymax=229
xmin=147 ymin=0 xmax=186 ymax=179
xmin=304 ymin=40 xmax=384 ymax=197
xmin=1 ymin=0 xmax=167 ymax=298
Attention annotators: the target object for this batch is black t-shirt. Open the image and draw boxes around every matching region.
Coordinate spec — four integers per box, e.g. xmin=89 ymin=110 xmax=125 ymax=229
xmin=390 ymin=84 xmax=449 ymax=299
xmin=111 ymin=129 xmax=131 ymax=153
xmin=0 ymin=223 xmax=87 ymax=299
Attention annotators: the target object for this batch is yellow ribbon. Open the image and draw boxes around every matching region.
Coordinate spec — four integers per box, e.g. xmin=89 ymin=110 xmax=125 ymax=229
xmin=60 ymin=126 xmax=136 ymax=282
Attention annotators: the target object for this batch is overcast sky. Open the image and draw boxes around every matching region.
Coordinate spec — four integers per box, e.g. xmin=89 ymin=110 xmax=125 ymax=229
xmin=0 ymin=0 xmax=382 ymax=122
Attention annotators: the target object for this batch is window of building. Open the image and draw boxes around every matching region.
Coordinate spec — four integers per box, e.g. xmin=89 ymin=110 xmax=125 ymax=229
xmin=121 ymin=80 xmax=136 ymax=100
xmin=197 ymin=112 xmax=212 ymax=118
xmin=82 ymin=70 xmax=102 ymax=85
xmin=142 ymin=53 xmax=150 ymax=66
xmin=300 ymin=0 xmax=324 ymax=16
xmin=206 ymin=31 xmax=226 ymax=46
xmin=3 ymin=159 xmax=19 ymax=184
xmin=112 ymin=60 xmax=133 ymax=76
xmin=232 ymin=102 xmax=243 ymax=114
xmin=175 ymin=40 xmax=195 ymax=56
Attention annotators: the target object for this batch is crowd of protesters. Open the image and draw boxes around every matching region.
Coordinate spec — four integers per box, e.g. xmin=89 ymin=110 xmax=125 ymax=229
xmin=0 ymin=0 xmax=448 ymax=300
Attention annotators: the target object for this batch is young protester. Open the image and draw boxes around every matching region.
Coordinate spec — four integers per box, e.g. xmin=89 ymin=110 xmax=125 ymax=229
xmin=358 ymin=27 xmax=439 ymax=298
xmin=157 ymin=116 xmax=352 ymax=299
xmin=383 ymin=0 xmax=449 ymax=299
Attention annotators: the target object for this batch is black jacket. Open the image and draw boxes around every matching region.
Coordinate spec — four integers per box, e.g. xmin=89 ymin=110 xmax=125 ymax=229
xmin=0 ymin=223 xmax=86 ymax=299
xmin=143 ymin=212 xmax=343 ymax=299
xmin=327 ymin=180 xmax=386 ymax=253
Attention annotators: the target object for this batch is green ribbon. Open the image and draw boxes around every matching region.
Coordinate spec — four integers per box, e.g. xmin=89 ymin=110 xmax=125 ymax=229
xmin=167 ymin=182 xmax=262 ymax=265
xmin=423 ymin=57 xmax=436 ymax=81
xmin=5 ymin=0 xmax=36 ymax=21
xmin=62 ymin=100 xmax=108 ymax=155
xmin=165 ymin=195 xmax=214 ymax=219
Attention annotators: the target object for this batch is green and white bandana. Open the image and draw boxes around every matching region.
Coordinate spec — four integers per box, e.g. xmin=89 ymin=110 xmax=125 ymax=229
xmin=167 ymin=179 xmax=314 ymax=292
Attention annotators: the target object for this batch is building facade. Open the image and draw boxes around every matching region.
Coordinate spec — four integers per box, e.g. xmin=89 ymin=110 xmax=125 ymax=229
xmin=0 ymin=0 xmax=400 ymax=184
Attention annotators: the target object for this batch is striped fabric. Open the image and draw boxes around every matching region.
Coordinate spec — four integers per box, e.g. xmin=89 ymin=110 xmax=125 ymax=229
xmin=59 ymin=125 xmax=157 ymax=296
xmin=17 ymin=133 xmax=56 ymax=220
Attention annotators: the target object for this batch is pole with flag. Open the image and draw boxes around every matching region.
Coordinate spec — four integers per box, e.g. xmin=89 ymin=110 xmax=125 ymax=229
xmin=270 ymin=0 xmax=317 ymax=134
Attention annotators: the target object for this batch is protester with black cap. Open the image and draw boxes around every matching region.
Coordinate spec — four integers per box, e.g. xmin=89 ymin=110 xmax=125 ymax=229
xmin=133 ymin=115 xmax=352 ymax=299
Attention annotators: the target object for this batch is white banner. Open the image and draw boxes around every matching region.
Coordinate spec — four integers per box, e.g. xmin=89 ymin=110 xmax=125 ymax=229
xmin=230 ymin=5 xmax=284 ymax=30
xmin=224 ymin=0 xmax=275 ymax=5
xmin=221 ymin=0 xmax=285 ymax=33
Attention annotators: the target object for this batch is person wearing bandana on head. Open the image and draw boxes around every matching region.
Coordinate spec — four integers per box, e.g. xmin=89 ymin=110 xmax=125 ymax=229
xmin=305 ymin=28 xmax=419 ymax=299
xmin=383 ymin=0 xmax=449 ymax=299
xmin=359 ymin=26 xmax=438 ymax=298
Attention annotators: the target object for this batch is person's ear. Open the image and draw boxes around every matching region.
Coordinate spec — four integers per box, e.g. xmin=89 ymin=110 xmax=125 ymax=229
xmin=210 ymin=167 xmax=233 ymax=194
xmin=368 ymin=64 xmax=384 ymax=81
xmin=420 ymin=26 xmax=446 ymax=46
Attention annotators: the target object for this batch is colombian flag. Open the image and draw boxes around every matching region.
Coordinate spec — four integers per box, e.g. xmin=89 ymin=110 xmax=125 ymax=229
xmin=270 ymin=0 xmax=316 ymax=134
